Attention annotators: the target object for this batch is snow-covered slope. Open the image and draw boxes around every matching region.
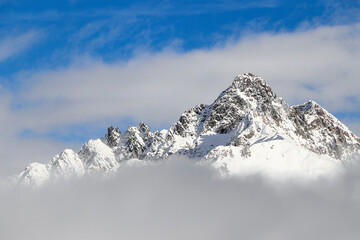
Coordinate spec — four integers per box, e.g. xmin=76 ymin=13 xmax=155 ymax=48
xmin=14 ymin=73 xmax=360 ymax=185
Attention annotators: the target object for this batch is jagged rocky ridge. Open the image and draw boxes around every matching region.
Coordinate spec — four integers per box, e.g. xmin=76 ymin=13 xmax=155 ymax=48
xmin=15 ymin=73 xmax=360 ymax=185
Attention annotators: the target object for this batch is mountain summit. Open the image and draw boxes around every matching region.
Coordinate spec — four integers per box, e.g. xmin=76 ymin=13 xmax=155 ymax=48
xmin=15 ymin=73 xmax=360 ymax=185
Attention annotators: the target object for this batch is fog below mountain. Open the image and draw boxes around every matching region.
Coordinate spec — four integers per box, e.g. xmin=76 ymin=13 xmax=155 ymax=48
xmin=1 ymin=157 xmax=360 ymax=240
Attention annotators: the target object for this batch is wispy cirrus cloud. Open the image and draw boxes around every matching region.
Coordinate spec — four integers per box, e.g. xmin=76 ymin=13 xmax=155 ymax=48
xmin=0 ymin=30 xmax=40 ymax=62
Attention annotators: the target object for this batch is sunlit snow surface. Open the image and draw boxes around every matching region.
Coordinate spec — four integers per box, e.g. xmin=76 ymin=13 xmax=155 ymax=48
xmin=213 ymin=139 xmax=343 ymax=181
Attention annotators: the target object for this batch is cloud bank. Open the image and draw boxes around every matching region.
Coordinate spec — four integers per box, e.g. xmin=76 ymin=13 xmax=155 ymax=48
xmin=1 ymin=158 xmax=360 ymax=240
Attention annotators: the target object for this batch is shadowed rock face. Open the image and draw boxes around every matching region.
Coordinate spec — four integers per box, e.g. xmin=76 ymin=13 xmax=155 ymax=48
xmin=202 ymin=86 xmax=246 ymax=134
xmin=290 ymin=100 xmax=360 ymax=158
xmin=15 ymin=73 xmax=360 ymax=185
xmin=106 ymin=126 xmax=121 ymax=148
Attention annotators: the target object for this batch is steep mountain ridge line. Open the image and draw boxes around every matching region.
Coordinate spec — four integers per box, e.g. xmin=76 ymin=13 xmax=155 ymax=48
xmin=14 ymin=73 xmax=360 ymax=185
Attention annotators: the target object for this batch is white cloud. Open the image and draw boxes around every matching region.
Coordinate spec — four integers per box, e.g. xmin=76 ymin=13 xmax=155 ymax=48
xmin=14 ymin=24 xmax=360 ymax=129
xmin=0 ymin=93 xmax=74 ymax=177
xmin=0 ymin=31 xmax=40 ymax=62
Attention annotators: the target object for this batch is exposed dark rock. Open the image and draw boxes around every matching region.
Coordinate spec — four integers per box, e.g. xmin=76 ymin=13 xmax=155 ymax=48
xmin=123 ymin=127 xmax=145 ymax=159
xmin=106 ymin=126 xmax=121 ymax=148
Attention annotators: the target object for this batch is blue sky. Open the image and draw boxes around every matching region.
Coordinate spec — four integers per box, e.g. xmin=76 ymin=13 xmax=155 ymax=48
xmin=0 ymin=0 xmax=360 ymax=174
xmin=1 ymin=0 xmax=358 ymax=78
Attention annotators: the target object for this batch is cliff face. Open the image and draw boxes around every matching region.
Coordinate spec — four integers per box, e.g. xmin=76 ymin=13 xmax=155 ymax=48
xmin=15 ymin=73 xmax=360 ymax=185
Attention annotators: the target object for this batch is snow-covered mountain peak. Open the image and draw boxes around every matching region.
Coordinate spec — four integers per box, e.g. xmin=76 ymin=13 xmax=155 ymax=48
xmin=233 ymin=72 xmax=266 ymax=86
xmin=232 ymin=73 xmax=275 ymax=100
xmin=13 ymin=73 xmax=360 ymax=185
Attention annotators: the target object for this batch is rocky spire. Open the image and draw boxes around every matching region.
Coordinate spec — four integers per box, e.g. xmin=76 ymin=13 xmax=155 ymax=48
xmin=122 ymin=126 xmax=145 ymax=159
xmin=137 ymin=122 xmax=152 ymax=140
xmin=201 ymin=73 xmax=278 ymax=134
xmin=106 ymin=126 xmax=121 ymax=148
xmin=232 ymin=73 xmax=276 ymax=101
